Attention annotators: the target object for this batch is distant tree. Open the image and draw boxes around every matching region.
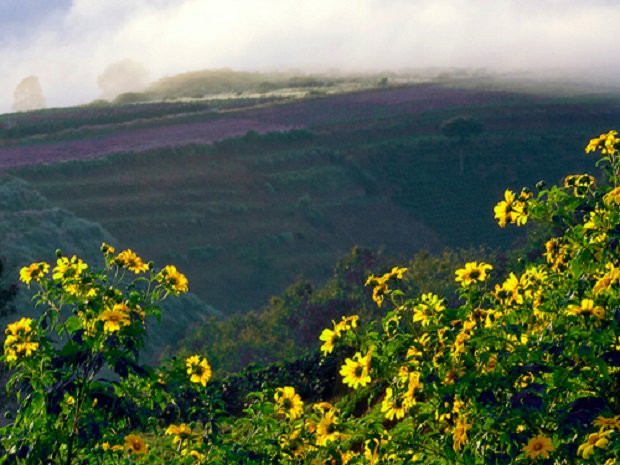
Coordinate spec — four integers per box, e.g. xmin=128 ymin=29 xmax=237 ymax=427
xmin=440 ymin=116 xmax=484 ymax=174
xmin=12 ymin=76 xmax=46 ymax=112
xmin=97 ymin=59 xmax=149 ymax=101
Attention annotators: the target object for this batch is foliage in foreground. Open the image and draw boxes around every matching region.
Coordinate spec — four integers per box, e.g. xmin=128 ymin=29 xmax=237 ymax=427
xmin=178 ymin=245 xmax=501 ymax=377
xmin=4 ymin=131 xmax=620 ymax=463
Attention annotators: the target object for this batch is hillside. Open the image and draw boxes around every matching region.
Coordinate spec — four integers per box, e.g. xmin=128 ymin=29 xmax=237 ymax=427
xmin=3 ymin=83 xmax=620 ymax=319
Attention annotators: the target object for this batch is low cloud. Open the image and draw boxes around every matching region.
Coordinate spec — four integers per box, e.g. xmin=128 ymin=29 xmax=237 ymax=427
xmin=0 ymin=0 xmax=618 ymax=112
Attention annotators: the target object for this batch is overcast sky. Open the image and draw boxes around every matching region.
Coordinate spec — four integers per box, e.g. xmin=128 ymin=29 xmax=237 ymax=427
xmin=0 ymin=0 xmax=618 ymax=113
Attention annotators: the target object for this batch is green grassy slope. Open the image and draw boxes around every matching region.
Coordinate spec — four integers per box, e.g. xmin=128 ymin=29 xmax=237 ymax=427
xmin=8 ymin=87 xmax=620 ymax=318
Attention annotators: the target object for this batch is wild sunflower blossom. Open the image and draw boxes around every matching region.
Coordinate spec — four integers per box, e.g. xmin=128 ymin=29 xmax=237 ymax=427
xmin=318 ymin=315 xmax=359 ymax=355
xmin=494 ymin=189 xmax=529 ymax=227
xmin=274 ymin=386 xmax=304 ymax=420
xmin=586 ymin=130 xmax=619 ymax=155
xmin=593 ymin=416 xmax=620 ymax=431
xmin=186 ymin=355 xmax=212 ymax=387
xmin=493 ymin=272 xmax=524 ymax=306
xmin=101 ymin=242 xmax=115 ymax=256
xmin=381 ymin=387 xmax=408 ymax=421
xmin=165 ymin=423 xmax=199 ymax=444
xmin=455 ymin=262 xmax=493 ymax=286
xmin=115 ymin=249 xmax=149 ymax=274
xmin=564 ymin=174 xmax=596 ymax=197
xmin=566 ymin=298 xmax=605 ymax=320
xmin=156 ymin=265 xmax=189 ymax=294
xmin=452 ymin=417 xmax=472 ymax=451
xmin=577 ymin=430 xmax=612 ymax=459
xmin=53 ymin=255 xmax=88 ymax=281
xmin=522 ymin=434 xmax=555 ymax=460
xmin=98 ymin=309 xmax=131 ymax=332
xmin=124 ymin=434 xmax=148 ymax=455
xmin=412 ymin=293 xmax=445 ymax=326
xmin=339 ymin=349 xmax=373 ymax=390
xmin=365 ymin=267 xmax=408 ymax=307
xmin=604 ymin=186 xmax=620 ymax=206
xmin=594 ymin=266 xmax=620 ymax=295
xmin=315 ymin=407 xmax=343 ymax=446
xmin=19 ymin=262 xmax=49 ymax=285
xmin=4 ymin=317 xmax=39 ymax=363
xmin=278 ymin=427 xmax=308 ymax=458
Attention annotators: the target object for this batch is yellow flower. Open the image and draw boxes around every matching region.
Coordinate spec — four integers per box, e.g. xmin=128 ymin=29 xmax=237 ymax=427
xmin=274 ymin=386 xmax=304 ymax=420
xmin=381 ymin=387 xmax=407 ymax=421
xmin=413 ymin=293 xmax=445 ymax=326
xmin=403 ymin=371 xmax=423 ymax=406
xmin=101 ymin=242 xmax=115 ymax=255
xmin=494 ymin=189 xmax=528 ymax=227
xmin=156 ymin=265 xmax=189 ymax=294
xmin=165 ymin=423 xmax=197 ymax=444
xmin=4 ymin=318 xmax=38 ymax=363
xmin=186 ymin=355 xmax=212 ymax=387
xmin=364 ymin=437 xmax=395 ymax=465
xmin=319 ymin=327 xmax=340 ymax=356
xmin=593 ymin=415 xmax=620 ymax=431
xmin=124 ymin=434 xmax=148 ymax=455
xmin=278 ymin=427 xmax=308 ymax=457
xmin=452 ymin=417 xmax=472 ymax=451
xmin=566 ymin=298 xmax=605 ymax=320
xmin=493 ymin=272 xmax=524 ymax=306
xmin=53 ymin=255 xmax=88 ymax=281
xmin=316 ymin=408 xmax=341 ymax=445
xmin=522 ymin=434 xmax=555 ymax=460
xmin=98 ymin=309 xmax=130 ymax=332
xmin=181 ymin=449 xmax=207 ymax=462
xmin=586 ymin=130 xmax=619 ymax=155
xmin=65 ymin=282 xmax=97 ymax=298
xmin=338 ymin=315 xmax=359 ymax=331
xmin=115 ymin=249 xmax=149 ymax=274
xmin=365 ymin=267 xmax=407 ymax=307
xmin=604 ymin=186 xmax=620 ymax=206
xmin=339 ymin=349 xmax=372 ymax=390
xmin=5 ymin=341 xmax=39 ymax=362
xmin=577 ymin=430 xmax=612 ymax=459
xmin=19 ymin=262 xmax=49 ymax=285
xmin=564 ymin=174 xmax=596 ymax=197
xmin=455 ymin=262 xmax=493 ymax=286
xmin=543 ymin=237 xmax=573 ymax=270
xmin=594 ymin=267 xmax=620 ymax=295
xmin=5 ymin=317 xmax=34 ymax=338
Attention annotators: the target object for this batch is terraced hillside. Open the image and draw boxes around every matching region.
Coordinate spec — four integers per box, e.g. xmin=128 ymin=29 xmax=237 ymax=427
xmin=7 ymin=84 xmax=620 ymax=316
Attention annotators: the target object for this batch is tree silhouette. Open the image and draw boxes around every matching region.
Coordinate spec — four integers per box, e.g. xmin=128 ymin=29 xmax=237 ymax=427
xmin=12 ymin=76 xmax=46 ymax=112
xmin=440 ymin=116 xmax=484 ymax=174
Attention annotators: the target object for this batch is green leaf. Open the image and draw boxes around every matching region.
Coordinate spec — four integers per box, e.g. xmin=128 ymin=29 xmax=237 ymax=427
xmin=63 ymin=315 xmax=82 ymax=334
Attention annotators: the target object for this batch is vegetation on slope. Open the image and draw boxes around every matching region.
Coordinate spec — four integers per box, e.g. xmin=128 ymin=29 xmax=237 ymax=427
xmin=3 ymin=132 xmax=620 ymax=463
xmin=9 ymin=90 xmax=620 ymax=317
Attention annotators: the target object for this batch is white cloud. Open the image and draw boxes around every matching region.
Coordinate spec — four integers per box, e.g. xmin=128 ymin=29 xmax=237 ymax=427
xmin=0 ymin=0 xmax=618 ymax=113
